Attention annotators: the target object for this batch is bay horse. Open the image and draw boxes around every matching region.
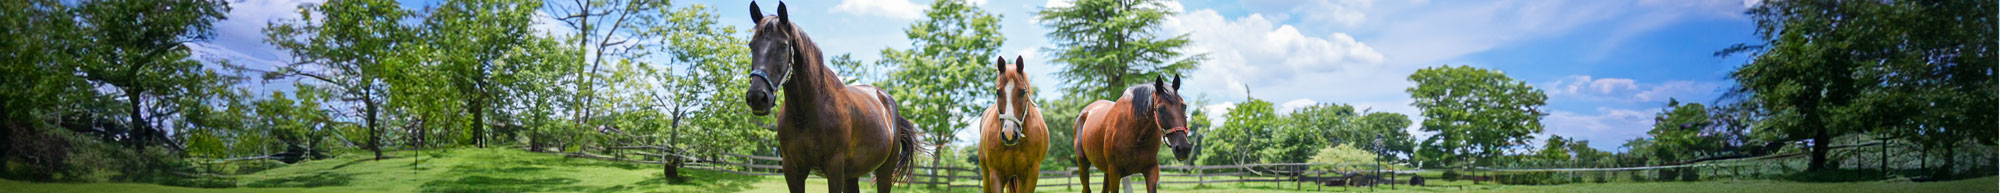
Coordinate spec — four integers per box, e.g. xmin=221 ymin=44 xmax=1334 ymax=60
xmin=1072 ymin=75 xmax=1194 ymax=193
xmin=977 ymin=56 xmax=1049 ymax=193
xmin=742 ymin=2 xmax=919 ymax=193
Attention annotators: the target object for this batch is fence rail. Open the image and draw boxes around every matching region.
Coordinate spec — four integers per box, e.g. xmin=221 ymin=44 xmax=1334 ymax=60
xmin=543 ymin=141 xmax=1976 ymax=192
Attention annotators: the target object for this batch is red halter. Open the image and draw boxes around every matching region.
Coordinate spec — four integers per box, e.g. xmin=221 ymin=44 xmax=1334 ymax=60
xmin=1155 ymin=113 xmax=1188 ymax=135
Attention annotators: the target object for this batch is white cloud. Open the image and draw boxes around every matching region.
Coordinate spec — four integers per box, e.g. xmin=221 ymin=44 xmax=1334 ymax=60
xmin=1543 ymin=75 xmax=1719 ymax=103
xmin=1545 ymin=107 xmax=1657 ymax=151
xmin=1045 ymin=0 xmax=1072 ymax=8
xmin=1167 ymin=9 xmax=1385 ymax=87
xmin=1278 ymin=98 xmax=1317 ymax=113
xmin=831 ymin=0 xmax=925 ymax=20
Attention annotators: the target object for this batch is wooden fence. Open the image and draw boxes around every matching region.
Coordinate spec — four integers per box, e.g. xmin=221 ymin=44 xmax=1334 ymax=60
xmin=556 ymin=146 xmax=1410 ymax=191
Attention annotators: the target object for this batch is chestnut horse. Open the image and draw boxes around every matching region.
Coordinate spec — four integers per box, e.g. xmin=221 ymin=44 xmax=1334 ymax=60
xmin=742 ymin=2 xmax=919 ymax=193
xmin=978 ymin=56 xmax=1049 ymax=193
xmin=1073 ymin=75 xmax=1194 ymax=193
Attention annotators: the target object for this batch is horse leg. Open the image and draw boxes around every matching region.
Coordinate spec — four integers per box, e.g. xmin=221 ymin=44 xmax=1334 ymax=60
xmin=784 ymin=163 xmax=808 ymax=193
xmin=1019 ymin=171 xmax=1041 ymax=193
xmin=1145 ymin=167 xmax=1161 ymax=193
xmin=825 ymin=160 xmax=846 ymax=193
xmin=1076 ymin=156 xmax=1091 ymax=193
xmin=1101 ymin=172 xmax=1122 ymax=193
xmin=842 ymin=177 xmax=860 ymax=193
xmin=874 ymin=162 xmax=897 ymax=193
xmin=982 ymin=168 xmax=999 ymax=193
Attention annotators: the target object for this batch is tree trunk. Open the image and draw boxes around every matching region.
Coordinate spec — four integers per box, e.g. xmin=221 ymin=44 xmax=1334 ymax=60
xmin=1940 ymin=142 xmax=1957 ymax=178
xmin=366 ymin=87 xmax=383 ymax=161
xmin=662 ymin=108 xmax=686 ymax=182
xmin=471 ymin=95 xmax=486 ymax=148
xmin=1807 ymin=127 xmax=1830 ymax=171
xmin=931 ymin=145 xmax=943 ymax=188
xmin=126 ymin=87 xmax=147 ymax=148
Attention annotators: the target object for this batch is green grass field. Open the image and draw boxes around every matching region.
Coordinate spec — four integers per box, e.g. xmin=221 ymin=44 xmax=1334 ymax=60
xmin=0 ymin=148 xmax=1991 ymax=193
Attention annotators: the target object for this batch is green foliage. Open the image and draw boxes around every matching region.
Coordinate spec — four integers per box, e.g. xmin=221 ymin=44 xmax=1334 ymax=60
xmin=1309 ymin=143 xmax=1379 ymax=171
xmin=879 ymin=0 xmax=1006 ymax=148
xmin=1036 ymin=0 xmax=1203 ymax=99
xmin=1727 ymin=0 xmax=1996 ymax=172
xmin=1645 ymin=99 xmax=1721 ymax=163
xmin=1035 ymin=97 xmax=1090 ymax=170
xmin=1407 ymin=65 xmax=1547 ymax=169
xmin=1201 ymin=98 xmax=1274 ymax=165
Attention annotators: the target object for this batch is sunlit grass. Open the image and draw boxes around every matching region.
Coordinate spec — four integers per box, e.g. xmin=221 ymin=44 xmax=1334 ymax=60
xmin=0 ymin=147 xmax=1989 ymax=193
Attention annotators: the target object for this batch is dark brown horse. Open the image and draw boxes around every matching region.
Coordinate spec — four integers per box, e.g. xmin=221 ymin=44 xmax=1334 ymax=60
xmin=743 ymin=2 xmax=919 ymax=193
xmin=1072 ymin=75 xmax=1193 ymax=193
xmin=978 ymin=56 xmax=1049 ymax=193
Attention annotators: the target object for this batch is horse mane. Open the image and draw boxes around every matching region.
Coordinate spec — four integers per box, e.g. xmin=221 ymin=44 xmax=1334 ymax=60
xmin=753 ymin=15 xmax=830 ymax=89
xmin=1125 ymin=85 xmax=1155 ymax=119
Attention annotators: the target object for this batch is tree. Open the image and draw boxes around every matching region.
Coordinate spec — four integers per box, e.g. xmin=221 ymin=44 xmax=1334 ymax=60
xmin=1407 ymin=65 xmax=1547 ymax=170
xmin=542 ymin=0 xmax=673 ymax=141
xmin=1647 ymin=99 xmax=1716 ymax=163
xmin=1536 ymin=136 xmax=1572 ymax=165
xmin=1357 ymin=112 xmax=1414 ymax=161
xmin=421 ymin=0 xmax=542 ymax=148
xmin=266 ymin=0 xmax=415 ymax=160
xmin=1723 ymin=0 xmax=1995 ymax=173
xmin=1216 ymin=98 xmax=1275 ymax=164
xmin=1036 ymin=0 xmax=1203 ymax=99
xmin=72 ymin=0 xmax=231 ymax=150
xmin=877 ymin=0 xmax=1004 ymax=187
xmin=633 ymin=2 xmax=766 ymax=181
xmin=1268 ymin=103 xmax=1352 ymax=163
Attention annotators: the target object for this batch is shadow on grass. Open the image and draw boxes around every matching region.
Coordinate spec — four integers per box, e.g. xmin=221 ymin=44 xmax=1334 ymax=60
xmin=631 ymin=169 xmax=764 ymax=192
xmin=420 ymin=175 xmax=584 ymax=193
xmin=245 ymin=172 xmax=353 ymax=188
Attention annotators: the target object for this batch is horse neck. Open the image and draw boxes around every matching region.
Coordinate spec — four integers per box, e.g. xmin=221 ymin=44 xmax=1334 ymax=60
xmin=1113 ymin=99 xmax=1163 ymax=142
xmin=779 ymin=31 xmax=840 ymax=107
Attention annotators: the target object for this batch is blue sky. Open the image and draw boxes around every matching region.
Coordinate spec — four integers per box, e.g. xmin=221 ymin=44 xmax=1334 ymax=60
xmin=196 ymin=0 xmax=1763 ymax=151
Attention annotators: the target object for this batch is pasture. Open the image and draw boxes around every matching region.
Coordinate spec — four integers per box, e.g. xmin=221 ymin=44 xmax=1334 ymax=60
xmin=0 ymin=148 xmax=1989 ymax=193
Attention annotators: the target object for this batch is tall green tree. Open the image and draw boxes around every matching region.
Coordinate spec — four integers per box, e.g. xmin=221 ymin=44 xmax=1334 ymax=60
xmin=1205 ymin=98 xmax=1275 ymax=164
xmin=266 ymin=0 xmax=415 ymax=160
xmin=1407 ymin=65 xmax=1547 ymax=170
xmin=1357 ymin=112 xmax=1414 ymax=161
xmin=1646 ymin=99 xmax=1716 ymax=163
xmin=72 ymin=0 xmax=231 ymax=149
xmin=1036 ymin=0 xmax=1203 ymax=99
xmin=1723 ymin=0 xmax=1995 ymax=173
xmin=631 ymin=2 xmax=766 ymax=180
xmin=877 ymin=0 xmax=1004 ymax=186
xmin=422 ymin=0 xmax=542 ymax=147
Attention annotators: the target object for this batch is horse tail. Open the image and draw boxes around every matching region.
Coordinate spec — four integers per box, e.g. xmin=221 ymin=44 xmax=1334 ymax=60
xmin=1071 ymin=105 xmax=1092 ymax=166
xmin=876 ymin=89 xmax=921 ymax=184
xmin=892 ymin=114 xmax=919 ymax=183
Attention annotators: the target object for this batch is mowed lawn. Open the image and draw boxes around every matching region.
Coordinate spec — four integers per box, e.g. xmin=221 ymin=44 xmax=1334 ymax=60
xmin=0 ymin=148 xmax=1991 ymax=193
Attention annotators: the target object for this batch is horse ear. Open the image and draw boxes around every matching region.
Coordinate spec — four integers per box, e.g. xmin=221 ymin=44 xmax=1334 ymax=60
xmin=1173 ymin=75 xmax=1183 ymax=90
xmin=995 ymin=56 xmax=1007 ymax=72
xmin=749 ymin=1 xmax=763 ymax=24
xmin=776 ymin=1 xmax=790 ymax=25
xmin=1153 ymin=75 xmax=1166 ymax=95
xmin=1014 ymin=56 xmax=1025 ymax=73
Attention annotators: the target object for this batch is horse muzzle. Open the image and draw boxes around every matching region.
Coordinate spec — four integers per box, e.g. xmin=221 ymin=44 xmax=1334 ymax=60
xmin=1000 ymin=118 xmax=1024 ymax=146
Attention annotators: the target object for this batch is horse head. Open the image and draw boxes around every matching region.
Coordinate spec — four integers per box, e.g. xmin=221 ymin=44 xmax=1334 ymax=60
xmin=743 ymin=1 xmax=796 ymax=116
xmin=993 ymin=56 xmax=1032 ymax=145
xmin=1145 ymin=75 xmax=1193 ymax=161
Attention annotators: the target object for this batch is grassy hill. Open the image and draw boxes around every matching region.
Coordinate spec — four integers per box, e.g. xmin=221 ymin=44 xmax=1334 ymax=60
xmin=0 ymin=148 xmax=1991 ymax=193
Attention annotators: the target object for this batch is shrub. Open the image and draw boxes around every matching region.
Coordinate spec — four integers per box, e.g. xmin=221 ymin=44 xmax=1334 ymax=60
xmin=1495 ymin=171 xmax=1567 ymax=185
